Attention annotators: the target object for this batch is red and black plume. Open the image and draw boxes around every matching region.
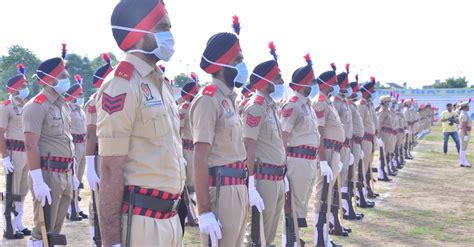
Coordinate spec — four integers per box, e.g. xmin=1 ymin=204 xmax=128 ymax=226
xmin=102 ymin=53 xmax=111 ymax=65
xmin=17 ymin=64 xmax=25 ymax=75
xmin=61 ymin=43 xmax=67 ymax=60
xmin=74 ymin=74 xmax=82 ymax=84
xmin=331 ymin=63 xmax=336 ymax=71
xmin=370 ymin=76 xmax=376 ymax=83
xmin=268 ymin=41 xmax=278 ymax=62
xmin=355 ymin=74 xmax=359 ymax=82
xmin=345 ymin=63 xmax=350 ymax=74
xmin=304 ymin=53 xmax=312 ymax=66
xmin=232 ymin=15 xmax=240 ymax=35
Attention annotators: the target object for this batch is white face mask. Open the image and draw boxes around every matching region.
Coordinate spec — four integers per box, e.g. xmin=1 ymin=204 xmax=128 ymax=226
xmin=74 ymin=97 xmax=84 ymax=107
xmin=112 ymin=25 xmax=175 ymax=62
xmin=201 ymin=56 xmax=249 ymax=88
xmin=36 ymin=70 xmax=71 ymax=95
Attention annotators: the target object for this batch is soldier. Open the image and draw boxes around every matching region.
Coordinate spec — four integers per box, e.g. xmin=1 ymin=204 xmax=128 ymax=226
xmin=280 ymin=53 xmax=319 ymax=246
xmin=357 ymin=79 xmax=379 ymax=200
xmin=1 ymin=64 xmax=32 ymax=239
xmin=237 ymin=84 xmax=254 ymax=116
xmin=97 ymin=0 xmax=185 ymax=246
xmin=312 ymin=63 xmax=345 ymax=247
xmin=23 ymin=53 xmax=74 ymax=246
xmin=395 ymin=99 xmax=407 ymax=169
xmin=84 ymin=52 xmax=113 ymax=244
xmin=242 ymin=42 xmax=286 ymax=246
xmin=387 ymin=95 xmax=399 ymax=174
xmin=458 ymin=100 xmax=471 ymax=167
xmin=403 ymin=99 xmax=414 ymax=160
xmin=64 ymin=77 xmax=88 ymax=221
xmin=377 ymin=95 xmax=395 ymax=181
xmin=190 ymin=23 xmax=250 ymax=246
xmin=345 ymin=76 xmax=367 ymax=218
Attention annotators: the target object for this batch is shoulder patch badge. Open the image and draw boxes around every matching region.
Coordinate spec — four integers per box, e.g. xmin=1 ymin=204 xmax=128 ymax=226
xmin=34 ymin=94 xmax=47 ymax=105
xmin=2 ymin=99 xmax=11 ymax=106
xmin=102 ymin=93 xmax=127 ymax=114
xmin=114 ymin=61 xmax=134 ymax=81
xmin=202 ymin=85 xmax=217 ymax=97
xmin=246 ymin=113 xmax=261 ymax=128
xmin=289 ymin=96 xmax=298 ymax=103
xmin=281 ymin=107 xmax=294 ymax=118
xmin=318 ymin=94 xmax=326 ymax=102
xmin=254 ymin=95 xmax=265 ymax=105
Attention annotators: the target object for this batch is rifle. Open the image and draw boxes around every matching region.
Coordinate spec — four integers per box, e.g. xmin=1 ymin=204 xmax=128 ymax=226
xmin=209 ymin=168 xmax=222 ymax=247
xmin=183 ymin=186 xmax=198 ymax=227
xmin=70 ymin=163 xmax=79 ymax=220
xmin=250 ymin=160 xmax=266 ymax=247
xmin=39 ymin=205 xmax=67 ymax=246
xmin=284 ymin=176 xmax=302 ymax=247
xmin=355 ymin=158 xmax=368 ymax=206
xmin=91 ymin=190 xmax=101 ymax=246
xmin=0 ymin=154 xmax=22 ymax=239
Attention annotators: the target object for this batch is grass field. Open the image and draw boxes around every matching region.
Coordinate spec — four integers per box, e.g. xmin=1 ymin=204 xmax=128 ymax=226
xmin=1 ymin=123 xmax=473 ymax=246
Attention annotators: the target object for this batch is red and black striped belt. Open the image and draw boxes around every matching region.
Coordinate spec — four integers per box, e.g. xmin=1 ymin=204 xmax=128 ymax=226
xmin=208 ymin=161 xmax=248 ymax=187
xmin=182 ymin=139 xmax=194 ymax=151
xmin=363 ymin=132 xmax=374 ymax=142
xmin=352 ymin=135 xmax=363 ymax=145
xmin=287 ymin=145 xmax=318 ymax=160
xmin=398 ymin=128 xmax=404 ymax=133
xmin=467 ymin=126 xmax=472 ymax=131
xmin=6 ymin=139 xmax=25 ymax=152
xmin=40 ymin=156 xmax=73 ymax=173
xmin=323 ymin=139 xmax=343 ymax=152
xmin=381 ymin=127 xmax=394 ymax=134
xmin=72 ymin=134 xmax=86 ymax=144
xmin=122 ymin=185 xmax=180 ymax=220
xmin=343 ymin=138 xmax=351 ymax=148
xmin=255 ymin=163 xmax=286 ymax=181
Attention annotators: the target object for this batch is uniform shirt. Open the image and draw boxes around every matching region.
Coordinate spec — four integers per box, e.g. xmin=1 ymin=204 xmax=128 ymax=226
xmin=22 ymin=90 xmax=74 ymax=158
xmin=369 ymin=100 xmax=379 ymax=132
xmin=390 ymin=109 xmax=399 ymax=131
xmin=0 ymin=97 xmax=25 ymax=141
xmin=96 ymin=53 xmax=185 ymax=194
xmin=312 ymin=93 xmax=345 ymax=142
xmin=357 ymin=98 xmax=375 ymax=135
xmin=280 ymin=92 xmax=319 ymax=147
xmin=441 ymin=110 xmax=457 ymax=133
xmin=349 ymin=100 xmax=364 ymax=138
xmin=377 ymin=108 xmax=393 ymax=131
xmin=459 ymin=111 xmax=472 ymax=133
xmin=70 ymin=104 xmax=86 ymax=135
xmin=178 ymin=101 xmax=193 ymax=141
xmin=84 ymin=93 xmax=97 ymax=126
xmin=190 ymin=78 xmax=246 ymax=167
xmin=333 ymin=95 xmax=353 ymax=140
xmin=241 ymin=93 xmax=285 ymax=165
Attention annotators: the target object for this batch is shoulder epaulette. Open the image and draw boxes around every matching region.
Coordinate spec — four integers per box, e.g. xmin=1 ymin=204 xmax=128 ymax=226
xmin=334 ymin=96 xmax=343 ymax=102
xmin=289 ymin=95 xmax=298 ymax=103
xmin=183 ymin=103 xmax=189 ymax=110
xmin=2 ymin=99 xmax=11 ymax=106
xmin=114 ymin=61 xmax=134 ymax=81
xmin=202 ymin=85 xmax=217 ymax=97
xmin=254 ymin=95 xmax=265 ymax=105
xmin=360 ymin=99 xmax=366 ymax=105
xmin=318 ymin=94 xmax=326 ymax=102
xmin=34 ymin=94 xmax=47 ymax=105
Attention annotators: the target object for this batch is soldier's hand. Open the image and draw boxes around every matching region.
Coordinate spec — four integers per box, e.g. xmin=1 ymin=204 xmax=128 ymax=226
xmin=337 ymin=162 xmax=343 ymax=173
xmin=86 ymin=156 xmax=100 ymax=191
xmin=248 ymin=175 xmax=265 ymax=212
xmin=30 ymin=169 xmax=52 ymax=207
xmin=377 ymin=138 xmax=384 ymax=147
xmin=73 ymin=175 xmax=80 ymax=190
xmin=2 ymin=156 xmax=14 ymax=174
xmin=198 ymin=212 xmax=222 ymax=247
xmin=319 ymin=161 xmax=334 ymax=183
xmin=464 ymin=136 xmax=469 ymax=142
xmin=284 ymin=176 xmax=290 ymax=193
xmin=361 ymin=151 xmax=365 ymax=160
xmin=349 ymin=154 xmax=355 ymax=166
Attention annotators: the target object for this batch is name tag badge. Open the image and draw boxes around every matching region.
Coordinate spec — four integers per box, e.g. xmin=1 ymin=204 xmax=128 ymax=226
xmin=141 ymin=82 xmax=164 ymax=108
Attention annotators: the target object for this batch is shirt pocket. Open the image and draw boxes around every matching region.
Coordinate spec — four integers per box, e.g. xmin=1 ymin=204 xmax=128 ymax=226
xmin=139 ymin=106 xmax=170 ymax=138
xmin=44 ymin=109 xmax=63 ymax=136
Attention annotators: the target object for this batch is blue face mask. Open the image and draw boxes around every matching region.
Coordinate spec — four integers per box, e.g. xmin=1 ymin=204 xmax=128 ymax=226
xmin=17 ymin=88 xmax=30 ymax=100
xmin=332 ymin=85 xmax=340 ymax=97
xmin=233 ymin=62 xmax=249 ymax=87
xmin=344 ymin=89 xmax=352 ymax=98
xmin=271 ymin=84 xmax=284 ymax=99
xmin=54 ymin=78 xmax=70 ymax=95
xmin=309 ymin=84 xmax=319 ymax=99
xmin=356 ymin=91 xmax=362 ymax=100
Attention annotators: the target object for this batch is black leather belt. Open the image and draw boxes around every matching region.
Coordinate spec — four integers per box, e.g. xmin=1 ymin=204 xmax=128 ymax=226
xmin=6 ymin=139 xmax=25 ymax=152
xmin=208 ymin=166 xmax=248 ymax=179
xmin=255 ymin=164 xmax=286 ymax=177
xmin=123 ymin=192 xmax=180 ymax=213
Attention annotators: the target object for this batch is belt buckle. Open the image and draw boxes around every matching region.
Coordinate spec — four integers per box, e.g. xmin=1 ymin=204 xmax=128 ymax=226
xmin=171 ymin=199 xmax=180 ymax=211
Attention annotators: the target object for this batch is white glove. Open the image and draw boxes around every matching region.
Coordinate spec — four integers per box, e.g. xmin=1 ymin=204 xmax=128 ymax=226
xmin=338 ymin=162 xmax=343 ymax=173
xmin=464 ymin=136 xmax=469 ymax=142
xmin=73 ymin=175 xmax=80 ymax=190
xmin=85 ymin=156 xmax=100 ymax=191
xmin=284 ymin=176 xmax=290 ymax=193
xmin=320 ymin=161 xmax=334 ymax=183
xmin=30 ymin=169 xmax=52 ymax=207
xmin=404 ymin=129 xmax=410 ymax=134
xmin=349 ymin=154 xmax=355 ymax=166
xmin=377 ymin=138 xmax=384 ymax=147
xmin=2 ymin=156 xmax=14 ymax=174
xmin=361 ymin=150 xmax=365 ymax=160
xmin=248 ymin=175 xmax=265 ymax=212
xmin=198 ymin=212 xmax=222 ymax=247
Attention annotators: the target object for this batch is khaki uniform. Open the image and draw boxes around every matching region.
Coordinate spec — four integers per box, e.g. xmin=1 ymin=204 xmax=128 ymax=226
xmin=96 ymin=53 xmax=185 ymax=246
xmin=396 ymin=111 xmax=406 ymax=149
xmin=242 ymin=93 xmax=285 ymax=244
xmin=459 ymin=111 xmax=472 ymax=150
xmin=190 ymin=78 xmax=248 ymax=247
xmin=0 ymin=98 xmax=29 ymax=199
xmin=388 ymin=109 xmax=398 ymax=153
xmin=70 ymin=104 xmax=86 ymax=183
xmin=378 ymin=109 xmax=394 ymax=154
xmin=333 ymin=95 xmax=353 ymax=188
xmin=357 ymin=98 xmax=375 ymax=186
xmin=281 ymin=92 xmax=319 ymax=220
xmin=23 ymin=90 xmax=74 ymax=240
xmin=312 ymin=93 xmax=345 ymax=215
xmin=368 ymin=100 xmax=378 ymax=174
xmin=349 ymin=100 xmax=364 ymax=198
xmin=84 ymin=94 xmax=101 ymax=226
xmin=179 ymin=101 xmax=194 ymax=190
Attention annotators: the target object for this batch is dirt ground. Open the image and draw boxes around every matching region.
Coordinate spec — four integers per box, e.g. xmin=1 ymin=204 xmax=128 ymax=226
xmin=1 ymin=123 xmax=473 ymax=246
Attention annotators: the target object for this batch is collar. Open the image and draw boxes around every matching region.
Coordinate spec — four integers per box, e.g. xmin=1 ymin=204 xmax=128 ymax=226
xmin=124 ymin=53 xmax=154 ymax=78
xmin=212 ymin=78 xmax=234 ymax=97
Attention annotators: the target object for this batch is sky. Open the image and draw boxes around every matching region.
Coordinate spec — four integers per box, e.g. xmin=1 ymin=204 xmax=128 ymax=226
xmin=1 ymin=0 xmax=473 ymax=88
